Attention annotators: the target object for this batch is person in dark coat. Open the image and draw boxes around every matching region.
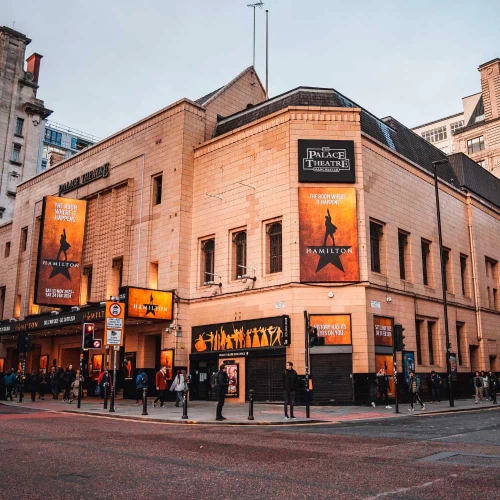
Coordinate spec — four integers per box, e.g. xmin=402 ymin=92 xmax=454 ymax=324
xmin=283 ymin=361 xmax=298 ymax=419
xmin=61 ymin=365 xmax=76 ymax=402
xmin=38 ymin=372 xmax=49 ymax=400
xmin=135 ymin=370 xmax=148 ymax=404
xmin=28 ymin=370 xmax=41 ymax=402
xmin=215 ymin=364 xmax=229 ymax=421
xmin=376 ymin=369 xmax=392 ymax=409
xmin=430 ymin=371 xmax=442 ymax=403
xmin=4 ymin=368 xmax=16 ymax=401
xmin=488 ymin=371 xmax=498 ymax=404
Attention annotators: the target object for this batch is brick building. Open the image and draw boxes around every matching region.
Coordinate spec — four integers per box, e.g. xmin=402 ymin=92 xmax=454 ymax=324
xmin=0 ymin=67 xmax=499 ymax=404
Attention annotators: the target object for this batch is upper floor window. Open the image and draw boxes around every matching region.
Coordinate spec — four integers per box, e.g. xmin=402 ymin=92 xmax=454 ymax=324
xmin=398 ymin=230 xmax=409 ymax=280
xmin=44 ymin=129 xmax=62 ymax=146
xmin=202 ymin=238 xmax=215 ymax=285
xmin=153 ymin=175 xmax=162 ymax=206
xmin=467 ymin=136 xmax=485 ymax=154
xmin=450 ymin=120 xmax=464 ymax=133
xmin=442 ymin=248 xmax=452 ymax=293
xmin=267 ymin=221 xmax=282 ymax=274
xmin=233 ymin=231 xmax=247 ymax=280
xmin=422 ymin=126 xmax=447 ymax=144
xmin=20 ymin=227 xmax=28 ymax=252
xmin=12 ymin=144 xmax=21 ymax=162
xmin=421 ymin=239 xmax=432 ymax=286
xmin=370 ymin=221 xmax=383 ymax=274
xmin=15 ymin=118 xmax=24 ymax=136
xmin=460 ymin=254 xmax=469 ymax=296
xmin=4 ymin=241 xmax=11 ymax=258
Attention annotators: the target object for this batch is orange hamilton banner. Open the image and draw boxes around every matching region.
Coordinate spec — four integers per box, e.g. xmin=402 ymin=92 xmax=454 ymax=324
xmin=126 ymin=287 xmax=173 ymax=321
xmin=309 ymin=314 xmax=352 ymax=345
xmin=299 ymin=187 xmax=359 ymax=282
xmin=34 ymin=196 xmax=87 ymax=306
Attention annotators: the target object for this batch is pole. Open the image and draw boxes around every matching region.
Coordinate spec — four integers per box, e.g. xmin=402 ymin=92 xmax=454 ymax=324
xmin=103 ymin=382 xmax=108 ymax=410
xmin=265 ymin=9 xmax=269 ymax=98
xmin=19 ymin=355 xmax=25 ymax=403
xmin=109 ymin=346 xmax=118 ymax=412
xmin=392 ymin=342 xmax=399 ymax=414
xmin=304 ymin=310 xmax=310 ymax=419
xmin=142 ymin=385 xmax=148 ymax=415
xmin=248 ymin=389 xmax=255 ymax=420
xmin=182 ymin=392 xmax=188 ymax=419
xmin=433 ymin=161 xmax=454 ymax=407
xmin=77 ymin=351 xmax=83 ymax=408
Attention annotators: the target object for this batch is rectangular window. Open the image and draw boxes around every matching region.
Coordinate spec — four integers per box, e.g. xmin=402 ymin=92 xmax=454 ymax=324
xmin=20 ymin=227 xmax=28 ymax=252
xmin=4 ymin=241 xmax=11 ymax=258
xmin=427 ymin=321 xmax=435 ymax=365
xmin=460 ymin=254 xmax=468 ymax=296
xmin=467 ymin=136 xmax=485 ymax=154
xmin=202 ymin=238 xmax=215 ymax=285
xmin=456 ymin=323 xmax=464 ymax=366
xmin=422 ymin=126 xmax=447 ymax=144
xmin=233 ymin=230 xmax=247 ymax=280
xmin=487 ymin=286 xmax=492 ymax=308
xmin=421 ymin=239 xmax=431 ymax=286
xmin=83 ymin=266 xmax=93 ymax=302
xmin=370 ymin=221 xmax=383 ymax=273
xmin=0 ymin=286 xmax=5 ymax=321
xmin=415 ymin=320 xmax=423 ymax=365
xmin=398 ymin=231 xmax=409 ymax=280
xmin=12 ymin=144 xmax=21 ymax=162
xmin=267 ymin=221 xmax=282 ymax=274
xmin=442 ymin=248 xmax=451 ymax=292
xmin=450 ymin=120 xmax=464 ymax=133
xmin=149 ymin=262 xmax=158 ymax=290
xmin=153 ymin=175 xmax=162 ymax=205
xmin=15 ymin=117 xmax=24 ymax=136
xmin=494 ymin=288 xmax=498 ymax=311
xmin=111 ymin=257 xmax=123 ymax=291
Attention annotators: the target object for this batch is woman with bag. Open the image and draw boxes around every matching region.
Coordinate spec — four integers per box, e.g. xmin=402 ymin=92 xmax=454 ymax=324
xmin=170 ymin=370 xmax=186 ymax=407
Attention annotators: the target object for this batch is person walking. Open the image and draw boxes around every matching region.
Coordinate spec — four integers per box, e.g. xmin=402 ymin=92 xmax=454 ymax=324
xmin=487 ymin=371 xmax=497 ymax=404
xmin=481 ymin=370 xmax=490 ymax=400
xmin=473 ymin=371 xmax=484 ymax=403
xmin=215 ymin=364 xmax=229 ymax=421
xmin=135 ymin=370 xmax=148 ymax=405
xmin=97 ymin=369 xmax=112 ymax=399
xmin=4 ymin=368 xmax=16 ymax=401
xmin=430 ymin=371 xmax=442 ymax=403
xmin=408 ymin=371 xmax=425 ymax=411
xmin=283 ymin=361 xmax=298 ymax=419
xmin=39 ymin=371 xmax=48 ymax=400
xmin=28 ymin=370 xmax=41 ymax=402
xmin=368 ymin=373 xmax=377 ymax=408
xmin=169 ymin=370 xmax=186 ymax=407
xmin=61 ymin=365 xmax=76 ymax=402
xmin=153 ymin=365 xmax=168 ymax=408
xmin=376 ymin=369 xmax=392 ymax=409
xmin=69 ymin=370 xmax=82 ymax=403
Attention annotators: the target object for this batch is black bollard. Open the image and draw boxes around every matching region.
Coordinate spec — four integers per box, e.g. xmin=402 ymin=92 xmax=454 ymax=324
xmin=142 ymin=388 xmax=148 ymax=416
xmin=103 ymin=384 xmax=108 ymax=410
xmin=248 ymin=389 xmax=255 ymax=420
xmin=181 ymin=392 xmax=188 ymax=419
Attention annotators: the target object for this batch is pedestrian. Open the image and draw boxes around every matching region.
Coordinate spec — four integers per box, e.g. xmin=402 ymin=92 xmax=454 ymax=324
xmin=430 ymin=370 xmax=442 ymax=403
xmin=376 ymin=369 xmax=392 ymax=409
xmin=153 ymin=365 xmax=168 ymax=408
xmin=53 ymin=366 xmax=64 ymax=399
xmin=97 ymin=369 xmax=112 ymax=399
xmin=15 ymin=369 xmax=23 ymax=398
xmin=39 ymin=371 xmax=48 ymax=400
xmin=368 ymin=373 xmax=377 ymax=408
xmin=487 ymin=370 xmax=497 ymax=404
xmin=28 ymin=370 xmax=41 ymax=402
xmin=408 ymin=371 xmax=425 ymax=411
xmin=481 ymin=371 xmax=489 ymax=400
xmin=0 ymin=371 xmax=5 ymax=401
xmin=135 ymin=370 xmax=148 ymax=405
xmin=69 ymin=370 xmax=82 ymax=403
xmin=283 ymin=361 xmax=297 ymax=419
xmin=169 ymin=369 xmax=186 ymax=407
xmin=215 ymin=364 xmax=229 ymax=421
xmin=473 ymin=371 xmax=484 ymax=403
xmin=4 ymin=368 xmax=16 ymax=401
xmin=61 ymin=365 xmax=76 ymax=402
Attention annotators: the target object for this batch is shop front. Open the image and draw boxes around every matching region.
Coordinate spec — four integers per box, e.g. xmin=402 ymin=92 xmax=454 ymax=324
xmin=189 ymin=315 xmax=290 ymax=403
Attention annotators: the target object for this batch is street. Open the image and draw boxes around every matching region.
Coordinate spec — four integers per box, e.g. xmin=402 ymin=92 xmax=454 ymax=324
xmin=1 ymin=404 xmax=499 ymax=499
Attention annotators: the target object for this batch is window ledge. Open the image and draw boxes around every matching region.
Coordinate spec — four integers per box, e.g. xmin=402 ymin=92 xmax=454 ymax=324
xmin=7 ymin=191 xmax=16 ymax=197
xmin=14 ymin=133 xmax=24 ymax=139
xmin=424 ymin=285 xmax=436 ymax=291
xmin=10 ymin=160 xmax=22 ymax=166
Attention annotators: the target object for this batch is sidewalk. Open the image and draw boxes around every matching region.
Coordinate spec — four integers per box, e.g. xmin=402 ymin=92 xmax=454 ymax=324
xmin=1 ymin=396 xmax=498 ymax=425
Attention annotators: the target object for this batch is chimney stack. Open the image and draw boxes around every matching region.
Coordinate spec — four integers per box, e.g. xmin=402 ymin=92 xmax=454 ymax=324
xmin=478 ymin=58 xmax=500 ymax=121
xmin=26 ymin=53 xmax=43 ymax=84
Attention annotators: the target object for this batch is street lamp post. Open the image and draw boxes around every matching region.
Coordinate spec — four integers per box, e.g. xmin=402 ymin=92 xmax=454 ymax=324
xmin=432 ymin=159 xmax=454 ymax=408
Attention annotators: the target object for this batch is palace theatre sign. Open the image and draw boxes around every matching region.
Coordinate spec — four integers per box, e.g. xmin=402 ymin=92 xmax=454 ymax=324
xmin=58 ymin=163 xmax=110 ymax=196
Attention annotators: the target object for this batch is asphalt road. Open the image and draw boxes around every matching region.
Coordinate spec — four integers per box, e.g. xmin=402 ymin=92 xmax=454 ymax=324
xmin=1 ymin=404 xmax=499 ymax=500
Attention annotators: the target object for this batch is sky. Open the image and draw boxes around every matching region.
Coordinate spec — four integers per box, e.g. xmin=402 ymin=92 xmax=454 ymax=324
xmin=4 ymin=0 xmax=500 ymax=139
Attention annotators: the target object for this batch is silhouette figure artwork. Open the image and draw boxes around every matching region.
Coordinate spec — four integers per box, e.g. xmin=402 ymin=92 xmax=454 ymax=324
xmin=56 ymin=229 xmax=71 ymax=261
xmin=48 ymin=228 xmax=75 ymax=280
xmin=323 ymin=209 xmax=337 ymax=246
xmin=143 ymin=293 xmax=159 ymax=316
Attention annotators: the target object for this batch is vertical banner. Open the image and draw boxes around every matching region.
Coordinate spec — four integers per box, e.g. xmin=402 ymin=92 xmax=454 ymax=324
xmin=34 ymin=196 xmax=87 ymax=306
xmin=299 ymin=187 xmax=359 ymax=282
xmin=374 ymin=316 xmax=393 ymax=347
xmin=105 ymin=301 xmax=125 ymax=346
xmin=403 ymin=351 xmax=415 ymax=384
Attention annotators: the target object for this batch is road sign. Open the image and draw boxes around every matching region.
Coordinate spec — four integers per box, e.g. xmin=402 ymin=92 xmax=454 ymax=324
xmin=105 ymin=301 xmax=125 ymax=347
xmin=93 ymin=339 xmax=102 ymax=349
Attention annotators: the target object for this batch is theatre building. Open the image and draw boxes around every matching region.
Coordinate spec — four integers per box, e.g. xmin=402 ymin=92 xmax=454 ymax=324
xmin=1 ymin=66 xmax=500 ymax=404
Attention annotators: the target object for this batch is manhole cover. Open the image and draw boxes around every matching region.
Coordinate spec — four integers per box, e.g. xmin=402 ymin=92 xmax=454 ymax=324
xmin=418 ymin=451 xmax=500 ymax=468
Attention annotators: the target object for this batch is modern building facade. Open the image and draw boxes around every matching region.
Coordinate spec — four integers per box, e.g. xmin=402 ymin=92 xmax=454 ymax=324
xmin=0 ymin=66 xmax=499 ymax=405
xmin=0 ymin=27 xmax=52 ymax=222
xmin=413 ymin=58 xmax=500 ymax=178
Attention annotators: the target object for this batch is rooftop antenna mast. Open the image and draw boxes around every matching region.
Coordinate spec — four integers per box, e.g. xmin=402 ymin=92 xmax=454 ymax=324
xmin=247 ymin=1 xmax=264 ymax=67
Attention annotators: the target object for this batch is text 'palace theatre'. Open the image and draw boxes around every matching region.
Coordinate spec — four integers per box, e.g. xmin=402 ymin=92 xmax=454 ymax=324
xmin=1 ymin=61 xmax=500 ymax=404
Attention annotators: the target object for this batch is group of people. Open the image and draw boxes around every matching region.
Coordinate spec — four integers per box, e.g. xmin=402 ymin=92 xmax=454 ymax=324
xmin=473 ymin=370 xmax=498 ymax=404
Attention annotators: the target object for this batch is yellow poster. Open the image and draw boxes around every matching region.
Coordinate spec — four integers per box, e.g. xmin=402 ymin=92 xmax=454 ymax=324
xmin=126 ymin=287 xmax=173 ymax=320
xmin=299 ymin=187 xmax=359 ymax=282
xmin=374 ymin=316 xmax=393 ymax=347
xmin=310 ymin=314 xmax=352 ymax=345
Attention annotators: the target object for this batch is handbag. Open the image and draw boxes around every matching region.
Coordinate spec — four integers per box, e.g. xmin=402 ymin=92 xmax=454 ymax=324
xmin=183 ymin=381 xmax=190 ymax=393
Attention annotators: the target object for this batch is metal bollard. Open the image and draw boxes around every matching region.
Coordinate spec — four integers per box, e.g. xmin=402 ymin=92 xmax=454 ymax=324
xmin=181 ymin=392 xmax=188 ymax=419
xmin=142 ymin=388 xmax=148 ymax=416
xmin=248 ymin=389 xmax=255 ymax=420
xmin=103 ymin=384 xmax=109 ymax=410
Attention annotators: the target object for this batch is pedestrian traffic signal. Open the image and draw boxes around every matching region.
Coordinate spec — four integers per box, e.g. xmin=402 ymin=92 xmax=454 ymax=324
xmin=394 ymin=324 xmax=405 ymax=352
xmin=83 ymin=323 xmax=95 ymax=349
xmin=17 ymin=332 xmax=33 ymax=353
xmin=308 ymin=326 xmax=324 ymax=347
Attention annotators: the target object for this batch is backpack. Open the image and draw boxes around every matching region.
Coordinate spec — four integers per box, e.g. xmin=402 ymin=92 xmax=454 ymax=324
xmin=140 ymin=373 xmax=148 ymax=386
xmin=210 ymin=371 xmax=219 ymax=391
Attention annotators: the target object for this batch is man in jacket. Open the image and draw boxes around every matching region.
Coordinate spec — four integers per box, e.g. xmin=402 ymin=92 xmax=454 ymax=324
xmin=376 ymin=369 xmax=392 ymax=409
xmin=4 ymin=368 xmax=16 ymax=401
xmin=430 ymin=370 xmax=442 ymax=403
xmin=488 ymin=371 xmax=498 ymax=404
xmin=135 ymin=370 xmax=148 ymax=405
xmin=283 ymin=361 xmax=298 ymax=419
xmin=215 ymin=364 xmax=229 ymax=421
xmin=153 ymin=365 xmax=168 ymax=408
xmin=408 ymin=371 xmax=425 ymax=411
xmin=473 ymin=371 xmax=484 ymax=403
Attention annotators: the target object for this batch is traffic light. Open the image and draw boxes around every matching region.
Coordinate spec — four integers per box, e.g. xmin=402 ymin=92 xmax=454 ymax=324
xmin=17 ymin=332 xmax=33 ymax=353
xmin=308 ymin=326 xmax=324 ymax=347
xmin=83 ymin=323 xmax=95 ymax=349
xmin=394 ymin=324 xmax=405 ymax=352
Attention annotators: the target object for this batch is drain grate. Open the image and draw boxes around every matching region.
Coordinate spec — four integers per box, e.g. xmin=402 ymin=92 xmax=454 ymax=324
xmin=418 ymin=451 xmax=500 ymax=468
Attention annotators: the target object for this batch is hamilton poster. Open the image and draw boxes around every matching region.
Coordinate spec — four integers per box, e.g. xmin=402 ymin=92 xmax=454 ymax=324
xmin=299 ymin=187 xmax=359 ymax=282
xmin=34 ymin=196 xmax=87 ymax=306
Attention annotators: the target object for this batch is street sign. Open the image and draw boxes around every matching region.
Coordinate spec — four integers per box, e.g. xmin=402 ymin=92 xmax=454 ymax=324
xmin=105 ymin=301 xmax=125 ymax=347
xmin=93 ymin=339 xmax=102 ymax=349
